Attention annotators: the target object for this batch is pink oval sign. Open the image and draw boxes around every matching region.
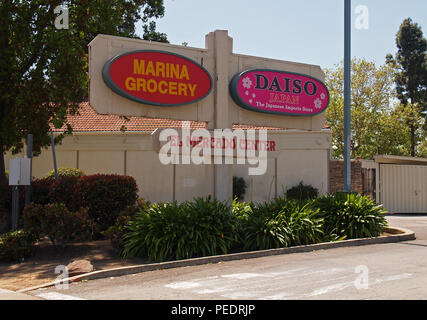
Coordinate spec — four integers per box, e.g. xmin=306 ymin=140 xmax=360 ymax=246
xmin=230 ymin=69 xmax=329 ymax=116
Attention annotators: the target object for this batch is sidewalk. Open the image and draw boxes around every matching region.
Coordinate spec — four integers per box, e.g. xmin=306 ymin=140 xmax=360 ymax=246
xmin=0 ymin=288 xmax=42 ymax=300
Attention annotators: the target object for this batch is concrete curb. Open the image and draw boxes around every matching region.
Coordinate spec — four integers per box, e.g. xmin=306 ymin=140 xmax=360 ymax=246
xmin=18 ymin=226 xmax=415 ymax=294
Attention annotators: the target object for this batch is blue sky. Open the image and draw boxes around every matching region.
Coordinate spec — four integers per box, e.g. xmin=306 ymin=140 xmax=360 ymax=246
xmin=137 ymin=0 xmax=427 ymax=70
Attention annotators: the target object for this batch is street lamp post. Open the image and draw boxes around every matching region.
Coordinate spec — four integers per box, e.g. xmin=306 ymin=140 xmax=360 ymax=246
xmin=344 ymin=0 xmax=352 ymax=193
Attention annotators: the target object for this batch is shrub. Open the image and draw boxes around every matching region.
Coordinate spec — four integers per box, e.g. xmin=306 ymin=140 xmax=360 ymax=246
xmin=48 ymin=174 xmax=138 ymax=232
xmin=22 ymin=203 xmax=93 ymax=248
xmin=314 ymin=193 xmax=388 ymax=240
xmin=122 ymin=197 xmax=239 ymax=262
xmin=239 ymin=198 xmax=323 ymax=251
xmin=286 ymin=181 xmax=319 ymax=201
xmin=46 ymin=167 xmax=85 ymax=179
xmin=31 ymin=178 xmax=55 ymax=205
xmin=233 ymin=176 xmax=247 ymax=201
xmin=49 ymin=176 xmax=81 ymax=211
xmin=73 ymin=174 xmax=138 ymax=232
xmin=104 ymin=199 xmax=150 ymax=253
xmin=0 ymin=181 xmax=12 ymax=234
xmin=0 ymin=230 xmax=36 ymax=262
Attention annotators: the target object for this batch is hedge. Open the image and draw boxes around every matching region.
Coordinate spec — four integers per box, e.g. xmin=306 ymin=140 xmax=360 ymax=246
xmin=0 ymin=230 xmax=36 ymax=262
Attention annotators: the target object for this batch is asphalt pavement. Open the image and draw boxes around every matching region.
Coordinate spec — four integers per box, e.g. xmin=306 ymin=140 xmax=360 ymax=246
xmin=23 ymin=214 xmax=427 ymax=300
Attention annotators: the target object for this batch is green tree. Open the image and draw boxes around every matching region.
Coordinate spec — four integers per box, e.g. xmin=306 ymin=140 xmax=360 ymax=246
xmin=386 ymin=18 xmax=427 ymax=157
xmin=0 ymin=1 xmax=167 ymax=183
xmin=325 ymin=59 xmax=410 ymax=159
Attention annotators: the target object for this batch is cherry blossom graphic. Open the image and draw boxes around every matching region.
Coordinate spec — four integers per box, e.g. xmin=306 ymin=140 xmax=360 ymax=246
xmin=242 ymin=77 xmax=253 ymax=89
xmin=314 ymin=98 xmax=322 ymax=109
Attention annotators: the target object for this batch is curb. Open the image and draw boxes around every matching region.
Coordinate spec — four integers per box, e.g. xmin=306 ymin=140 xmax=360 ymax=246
xmin=18 ymin=226 xmax=415 ymax=294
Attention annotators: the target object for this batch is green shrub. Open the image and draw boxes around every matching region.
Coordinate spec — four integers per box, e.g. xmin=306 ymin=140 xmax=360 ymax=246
xmin=48 ymin=174 xmax=138 ymax=233
xmin=0 ymin=230 xmax=36 ymax=262
xmin=46 ymin=167 xmax=85 ymax=179
xmin=49 ymin=176 xmax=80 ymax=211
xmin=22 ymin=203 xmax=93 ymax=248
xmin=239 ymin=198 xmax=323 ymax=251
xmin=286 ymin=181 xmax=319 ymax=201
xmin=233 ymin=176 xmax=247 ymax=201
xmin=122 ymin=197 xmax=239 ymax=262
xmin=314 ymin=193 xmax=388 ymax=240
xmin=0 ymin=181 xmax=11 ymax=234
xmin=31 ymin=178 xmax=55 ymax=205
xmin=104 ymin=199 xmax=150 ymax=253
xmin=73 ymin=174 xmax=138 ymax=232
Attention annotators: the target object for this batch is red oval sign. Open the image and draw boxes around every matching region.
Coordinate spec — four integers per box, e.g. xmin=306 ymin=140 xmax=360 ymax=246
xmin=230 ymin=69 xmax=329 ymax=116
xmin=102 ymin=51 xmax=213 ymax=106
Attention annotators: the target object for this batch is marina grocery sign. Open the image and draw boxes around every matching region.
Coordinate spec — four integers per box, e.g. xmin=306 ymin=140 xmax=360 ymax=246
xmin=102 ymin=50 xmax=329 ymax=117
xmin=230 ymin=69 xmax=330 ymax=116
xmin=102 ymin=50 xmax=213 ymax=106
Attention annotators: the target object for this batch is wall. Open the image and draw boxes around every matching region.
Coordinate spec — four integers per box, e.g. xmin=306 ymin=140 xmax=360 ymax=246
xmin=329 ymin=159 xmax=363 ymax=194
xmin=5 ymin=130 xmax=331 ymax=203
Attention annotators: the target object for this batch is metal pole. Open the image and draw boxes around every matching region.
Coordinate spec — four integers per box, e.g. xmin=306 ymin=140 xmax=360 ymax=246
xmin=11 ymin=186 xmax=19 ymax=231
xmin=25 ymin=134 xmax=33 ymax=205
xmin=344 ymin=0 xmax=352 ymax=193
xmin=50 ymin=131 xmax=58 ymax=180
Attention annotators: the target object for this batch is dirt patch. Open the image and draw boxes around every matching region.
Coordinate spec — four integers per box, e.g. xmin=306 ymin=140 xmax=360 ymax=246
xmin=0 ymin=238 xmax=147 ymax=291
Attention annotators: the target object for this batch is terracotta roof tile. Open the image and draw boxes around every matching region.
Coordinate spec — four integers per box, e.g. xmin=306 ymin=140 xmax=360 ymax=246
xmin=51 ymin=102 xmax=286 ymax=133
xmin=51 ymin=102 xmax=206 ymax=132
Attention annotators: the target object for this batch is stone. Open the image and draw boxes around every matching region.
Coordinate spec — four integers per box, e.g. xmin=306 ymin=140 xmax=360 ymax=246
xmin=66 ymin=259 xmax=94 ymax=276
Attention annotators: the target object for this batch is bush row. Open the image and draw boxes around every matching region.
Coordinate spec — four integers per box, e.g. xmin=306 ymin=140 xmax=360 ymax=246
xmin=0 ymin=172 xmax=138 ymax=261
xmin=120 ymin=193 xmax=388 ymax=263
xmin=0 ymin=173 xmax=138 ymax=234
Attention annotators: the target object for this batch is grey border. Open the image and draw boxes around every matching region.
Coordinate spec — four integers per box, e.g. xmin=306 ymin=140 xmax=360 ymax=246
xmin=102 ymin=50 xmax=213 ymax=107
xmin=229 ymin=69 xmax=330 ymax=116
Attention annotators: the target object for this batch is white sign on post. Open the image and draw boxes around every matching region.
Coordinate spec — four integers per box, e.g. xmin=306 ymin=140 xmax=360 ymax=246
xmin=9 ymin=158 xmax=31 ymax=186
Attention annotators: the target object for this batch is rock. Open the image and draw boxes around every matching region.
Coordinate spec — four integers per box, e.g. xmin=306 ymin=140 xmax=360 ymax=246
xmin=66 ymin=259 xmax=94 ymax=276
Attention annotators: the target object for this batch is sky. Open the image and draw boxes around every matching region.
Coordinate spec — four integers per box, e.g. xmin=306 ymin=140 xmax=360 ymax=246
xmin=137 ymin=0 xmax=427 ymax=71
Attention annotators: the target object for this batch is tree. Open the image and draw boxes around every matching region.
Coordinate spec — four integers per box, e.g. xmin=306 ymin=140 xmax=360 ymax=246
xmin=386 ymin=18 xmax=427 ymax=157
xmin=0 ymin=1 xmax=167 ymax=183
xmin=325 ymin=59 xmax=412 ymax=159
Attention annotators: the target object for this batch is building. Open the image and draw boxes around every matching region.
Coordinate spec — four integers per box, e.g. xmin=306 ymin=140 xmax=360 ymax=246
xmin=5 ymin=102 xmax=332 ymax=203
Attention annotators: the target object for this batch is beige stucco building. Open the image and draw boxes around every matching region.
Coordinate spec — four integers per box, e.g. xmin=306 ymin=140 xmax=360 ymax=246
xmin=6 ymin=30 xmax=332 ymax=204
xmin=5 ymin=103 xmax=331 ymax=204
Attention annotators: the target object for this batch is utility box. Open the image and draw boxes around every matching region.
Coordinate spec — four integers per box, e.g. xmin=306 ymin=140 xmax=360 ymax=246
xmin=9 ymin=158 xmax=31 ymax=186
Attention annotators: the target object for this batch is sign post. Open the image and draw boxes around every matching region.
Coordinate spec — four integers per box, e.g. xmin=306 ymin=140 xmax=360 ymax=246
xmin=50 ymin=131 xmax=58 ymax=180
xmin=9 ymin=158 xmax=31 ymax=231
xmin=24 ymin=134 xmax=33 ymax=206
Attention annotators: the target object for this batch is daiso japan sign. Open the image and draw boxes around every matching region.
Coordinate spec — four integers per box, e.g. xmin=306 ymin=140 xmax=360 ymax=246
xmin=230 ymin=69 xmax=329 ymax=116
xmin=102 ymin=50 xmax=213 ymax=106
